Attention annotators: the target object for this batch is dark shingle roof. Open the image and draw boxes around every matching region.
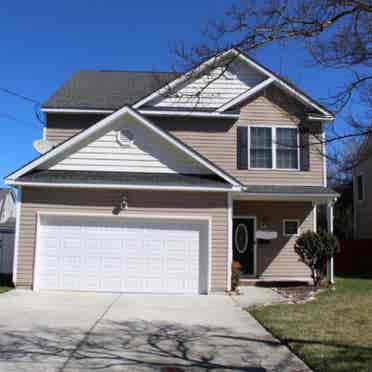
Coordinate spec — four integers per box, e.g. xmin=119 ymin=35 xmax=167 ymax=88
xmin=19 ymin=170 xmax=231 ymax=188
xmin=244 ymin=185 xmax=338 ymax=196
xmin=43 ymin=70 xmax=179 ymax=110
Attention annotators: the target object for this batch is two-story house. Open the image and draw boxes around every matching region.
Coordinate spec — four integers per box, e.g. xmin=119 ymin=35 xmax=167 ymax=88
xmin=6 ymin=48 xmax=338 ymax=293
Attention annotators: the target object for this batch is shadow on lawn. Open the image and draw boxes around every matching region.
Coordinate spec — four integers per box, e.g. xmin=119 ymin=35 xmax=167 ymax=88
xmin=280 ymin=337 xmax=372 ymax=372
xmin=0 ymin=319 xmax=307 ymax=372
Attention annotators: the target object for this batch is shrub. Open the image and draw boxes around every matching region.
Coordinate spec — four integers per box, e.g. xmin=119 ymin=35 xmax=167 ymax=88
xmin=231 ymin=261 xmax=241 ymax=291
xmin=294 ymin=231 xmax=340 ymax=287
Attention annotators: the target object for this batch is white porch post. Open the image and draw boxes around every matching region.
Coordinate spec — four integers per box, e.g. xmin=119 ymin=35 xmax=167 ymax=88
xmin=227 ymin=192 xmax=233 ymax=291
xmin=326 ymin=202 xmax=335 ymax=284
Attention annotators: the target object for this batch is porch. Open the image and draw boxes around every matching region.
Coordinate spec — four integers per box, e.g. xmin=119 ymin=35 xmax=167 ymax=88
xmin=228 ymin=185 xmax=339 ymax=287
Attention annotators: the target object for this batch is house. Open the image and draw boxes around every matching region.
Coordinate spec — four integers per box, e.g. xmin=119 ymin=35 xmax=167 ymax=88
xmin=5 ymin=49 xmax=338 ymax=294
xmin=0 ymin=188 xmax=16 ymax=274
xmin=353 ymin=135 xmax=372 ymax=239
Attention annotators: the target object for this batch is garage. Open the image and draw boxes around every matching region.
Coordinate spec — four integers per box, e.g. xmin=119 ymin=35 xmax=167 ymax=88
xmin=34 ymin=214 xmax=210 ymax=294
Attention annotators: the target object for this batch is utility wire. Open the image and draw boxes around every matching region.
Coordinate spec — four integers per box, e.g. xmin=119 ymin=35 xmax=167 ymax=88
xmin=0 ymin=86 xmax=45 ymax=126
xmin=0 ymin=87 xmax=40 ymax=104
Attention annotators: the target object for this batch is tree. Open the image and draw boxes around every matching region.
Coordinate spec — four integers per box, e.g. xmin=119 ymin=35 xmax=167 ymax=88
xmin=294 ymin=231 xmax=340 ymax=286
xmin=172 ymin=1 xmax=372 ymax=173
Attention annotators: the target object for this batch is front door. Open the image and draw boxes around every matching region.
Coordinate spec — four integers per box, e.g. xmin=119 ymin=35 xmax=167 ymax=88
xmin=233 ymin=218 xmax=255 ymax=275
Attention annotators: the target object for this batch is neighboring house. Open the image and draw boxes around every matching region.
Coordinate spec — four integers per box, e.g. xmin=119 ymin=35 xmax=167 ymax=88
xmin=5 ymin=48 xmax=338 ymax=294
xmin=353 ymin=135 xmax=372 ymax=239
xmin=0 ymin=188 xmax=16 ymax=274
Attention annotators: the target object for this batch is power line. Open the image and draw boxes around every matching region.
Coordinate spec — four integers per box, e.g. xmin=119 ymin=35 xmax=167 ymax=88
xmin=0 ymin=86 xmax=45 ymax=125
xmin=0 ymin=87 xmax=40 ymax=104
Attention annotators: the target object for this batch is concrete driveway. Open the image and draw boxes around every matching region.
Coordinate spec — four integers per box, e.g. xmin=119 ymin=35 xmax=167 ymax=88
xmin=0 ymin=290 xmax=309 ymax=371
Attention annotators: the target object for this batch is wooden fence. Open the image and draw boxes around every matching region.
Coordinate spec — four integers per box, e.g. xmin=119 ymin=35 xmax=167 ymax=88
xmin=335 ymin=240 xmax=372 ymax=276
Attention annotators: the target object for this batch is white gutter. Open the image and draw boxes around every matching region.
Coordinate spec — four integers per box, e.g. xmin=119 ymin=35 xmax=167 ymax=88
xmin=42 ymin=107 xmax=239 ymax=119
xmin=6 ymin=180 xmax=240 ymax=193
xmin=139 ymin=110 xmax=239 ymax=119
xmin=308 ymin=115 xmax=334 ymax=122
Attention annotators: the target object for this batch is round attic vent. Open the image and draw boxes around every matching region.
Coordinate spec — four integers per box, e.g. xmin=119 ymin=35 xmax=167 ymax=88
xmin=117 ymin=128 xmax=135 ymax=147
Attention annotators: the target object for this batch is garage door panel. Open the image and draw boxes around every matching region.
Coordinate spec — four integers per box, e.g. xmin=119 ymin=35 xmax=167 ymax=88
xmin=36 ymin=216 xmax=208 ymax=294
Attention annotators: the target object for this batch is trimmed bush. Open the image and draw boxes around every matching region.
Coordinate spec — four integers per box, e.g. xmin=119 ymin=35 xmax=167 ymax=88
xmin=231 ymin=261 xmax=241 ymax=291
xmin=294 ymin=231 xmax=340 ymax=286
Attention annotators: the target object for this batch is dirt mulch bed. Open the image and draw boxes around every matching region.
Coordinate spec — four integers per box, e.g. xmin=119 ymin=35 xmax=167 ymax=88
xmin=272 ymin=284 xmax=321 ymax=304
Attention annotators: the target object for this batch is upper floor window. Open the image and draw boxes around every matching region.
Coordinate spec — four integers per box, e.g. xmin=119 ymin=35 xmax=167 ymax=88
xmin=250 ymin=127 xmax=272 ymax=168
xmin=248 ymin=126 xmax=299 ymax=170
xmin=276 ymin=128 xmax=299 ymax=169
xmin=357 ymin=174 xmax=364 ymax=202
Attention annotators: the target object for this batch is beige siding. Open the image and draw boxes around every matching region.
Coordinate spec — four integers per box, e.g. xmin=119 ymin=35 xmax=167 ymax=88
xmin=48 ymin=118 xmax=208 ymax=174
xmin=234 ymin=201 xmax=313 ymax=278
xmin=154 ymin=90 xmax=325 ymax=186
xmin=17 ymin=188 xmax=228 ymax=292
xmin=45 ymin=113 xmax=107 ymax=145
xmin=44 ymin=90 xmax=325 ymax=188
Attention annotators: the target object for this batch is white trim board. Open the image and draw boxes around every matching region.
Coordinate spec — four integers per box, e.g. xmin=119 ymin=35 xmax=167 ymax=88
xmin=6 ymin=106 xmax=241 ymax=188
xmin=7 ymin=180 xmax=236 ymax=192
xmin=42 ymin=107 xmax=240 ymax=119
xmin=217 ymin=77 xmax=274 ymax=112
xmin=12 ymin=187 xmax=21 ymax=284
xmin=139 ymin=110 xmax=239 ymax=119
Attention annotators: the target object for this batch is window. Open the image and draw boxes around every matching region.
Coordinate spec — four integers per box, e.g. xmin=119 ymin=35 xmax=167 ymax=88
xmin=250 ymin=127 xmax=273 ymax=168
xmin=283 ymin=220 xmax=299 ymax=236
xmin=247 ymin=126 xmax=299 ymax=170
xmin=276 ymin=128 xmax=299 ymax=169
xmin=357 ymin=174 xmax=364 ymax=202
xmin=117 ymin=128 xmax=135 ymax=147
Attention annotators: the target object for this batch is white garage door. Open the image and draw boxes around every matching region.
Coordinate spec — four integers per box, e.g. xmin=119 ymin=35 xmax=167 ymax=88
xmin=35 ymin=215 xmax=209 ymax=294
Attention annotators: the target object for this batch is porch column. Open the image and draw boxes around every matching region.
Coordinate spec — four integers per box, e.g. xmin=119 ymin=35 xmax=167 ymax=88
xmin=326 ymin=202 xmax=334 ymax=284
xmin=227 ymin=192 xmax=233 ymax=291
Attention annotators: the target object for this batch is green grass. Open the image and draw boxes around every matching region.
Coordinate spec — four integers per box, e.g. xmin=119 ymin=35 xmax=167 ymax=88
xmin=250 ymin=276 xmax=372 ymax=372
xmin=0 ymin=274 xmax=13 ymax=293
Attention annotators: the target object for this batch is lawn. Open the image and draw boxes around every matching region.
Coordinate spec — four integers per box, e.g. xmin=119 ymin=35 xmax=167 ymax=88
xmin=0 ymin=274 xmax=13 ymax=293
xmin=250 ymin=276 xmax=372 ymax=372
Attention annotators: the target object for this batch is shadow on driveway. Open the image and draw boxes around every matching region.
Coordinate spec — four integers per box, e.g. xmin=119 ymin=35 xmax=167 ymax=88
xmin=0 ymin=319 xmax=307 ymax=371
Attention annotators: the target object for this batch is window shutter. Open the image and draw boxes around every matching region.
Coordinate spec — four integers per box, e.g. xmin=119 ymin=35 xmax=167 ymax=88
xmin=299 ymin=127 xmax=310 ymax=171
xmin=237 ymin=126 xmax=248 ymax=169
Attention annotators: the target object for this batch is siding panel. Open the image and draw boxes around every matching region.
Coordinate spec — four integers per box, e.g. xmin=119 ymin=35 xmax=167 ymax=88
xmin=18 ymin=188 xmax=228 ymax=292
xmin=154 ymin=91 xmax=324 ymax=186
xmin=234 ymin=201 xmax=313 ymax=278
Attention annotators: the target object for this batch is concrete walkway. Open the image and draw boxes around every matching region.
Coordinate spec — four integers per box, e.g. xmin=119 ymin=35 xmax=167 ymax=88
xmin=232 ymin=286 xmax=286 ymax=309
xmin=0 ymin=290 xmax=309 ymax=371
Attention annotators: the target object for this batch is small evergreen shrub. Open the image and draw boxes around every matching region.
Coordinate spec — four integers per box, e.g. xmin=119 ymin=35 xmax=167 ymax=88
xmin=231 ymin=261 xmax=241 ymax=291
xmin=294 ymin=231 xmax=340 ymax=286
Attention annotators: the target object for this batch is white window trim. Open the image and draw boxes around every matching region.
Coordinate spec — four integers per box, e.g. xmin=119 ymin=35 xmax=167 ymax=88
xmin=357 ymin=172 xmax=365 ymax=203
xmin=246 ymin=125 xmax=300 ymax=171
xmin=283 ymin=219 xmax=300 ymax=237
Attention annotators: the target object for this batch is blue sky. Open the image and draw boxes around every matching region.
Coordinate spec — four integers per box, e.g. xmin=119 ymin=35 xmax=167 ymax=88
xmin=0 ymin=0 xmax=350 ymax=185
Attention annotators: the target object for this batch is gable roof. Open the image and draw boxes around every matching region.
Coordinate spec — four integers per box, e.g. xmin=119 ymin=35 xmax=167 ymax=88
xmin=134 ymin=48 xmax=334 ymax=119
xmin=43 ymin=70 xmax=179 ymax=110
xmin=6 ymin=106 xmax=242 ymax=188
xmin=41 ymin=49 xmax=333 ymax=120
